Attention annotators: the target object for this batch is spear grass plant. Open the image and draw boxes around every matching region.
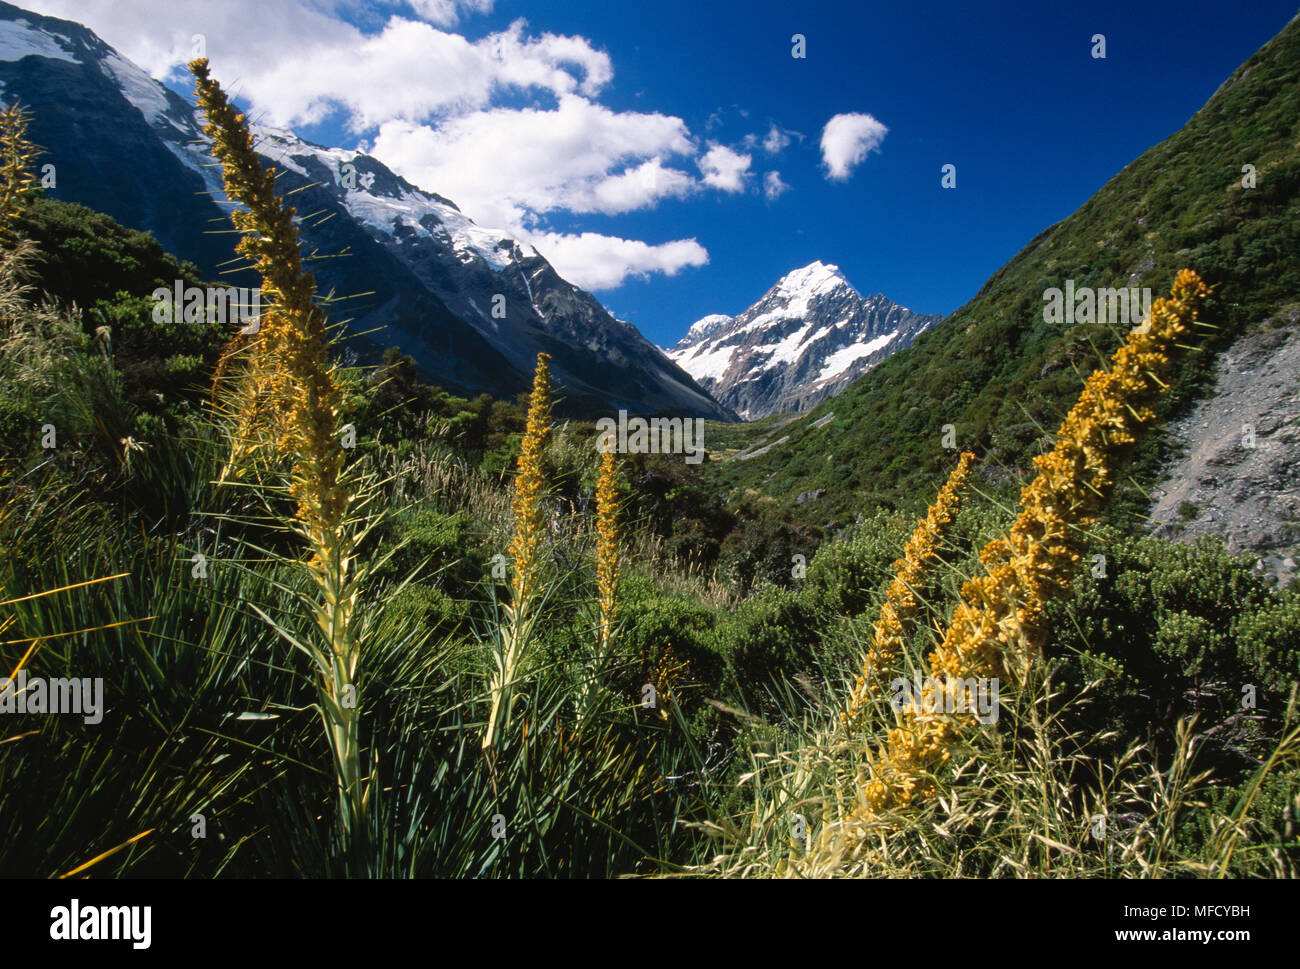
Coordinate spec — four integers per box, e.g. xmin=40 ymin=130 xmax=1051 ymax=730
xmin=188 ymin=58 xmax=382 ymax=872
xmin=689 ymin=268 xmax=1300 ymax=877
xmin=483 ymin=352 xmax=552 ymax=754
xmin=858 ymin=270 xmax=1213 ymax=816
xmin=563 ymin=441 xmax=623 ymax=722
xmin=596 ymin=446 xmax=620 ymax=654
xmin=694 ymin=655 xmax=1299 ymax=878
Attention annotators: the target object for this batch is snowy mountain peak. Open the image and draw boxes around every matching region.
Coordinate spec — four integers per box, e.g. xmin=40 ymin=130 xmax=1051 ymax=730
xmin=685 ymin=313 xmax=732 ymax=340
xmin=668 ymin=263 xmax=942 ymax=419
xmin=772 ymin=260 xmax=856 ymax=301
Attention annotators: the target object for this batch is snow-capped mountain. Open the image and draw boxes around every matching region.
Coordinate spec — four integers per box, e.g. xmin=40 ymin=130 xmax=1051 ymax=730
xmin=0 ymin=3 xmax=734 ymax=420
xmin=668 ymin=261 xmax=941 ymax=419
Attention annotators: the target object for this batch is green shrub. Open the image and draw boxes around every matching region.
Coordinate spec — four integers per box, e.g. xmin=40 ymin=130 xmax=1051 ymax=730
xmin=1235 ymin=596 xmax=1300 ymax=691
xmin=805 ymin=510 xmax=911 ymax=615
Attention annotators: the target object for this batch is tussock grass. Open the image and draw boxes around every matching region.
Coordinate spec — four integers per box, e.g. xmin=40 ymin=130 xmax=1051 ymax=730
xmin=691 ymin=668 xmax=1299 ymax=878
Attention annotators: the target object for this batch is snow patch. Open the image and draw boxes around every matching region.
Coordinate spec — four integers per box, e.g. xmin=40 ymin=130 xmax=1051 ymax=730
xmin=242 ymin=124 xmax=523 ymax=272
xmin=0 ymin=19 xmax=78 ymax=64
xmin=752 ymin=321 xmax=816 ymax=369
xmin=101 ymin=51 xmax=170 ymax=124
xmin=817 ymin=330 xmax=897 ymax=381
xmin=670 ymin=341 xmax=735 ymax=383
xmin=162 ymin=139 xmax=234 ymax=207
xmin=352 ymin=187 xmax=517 ymax=270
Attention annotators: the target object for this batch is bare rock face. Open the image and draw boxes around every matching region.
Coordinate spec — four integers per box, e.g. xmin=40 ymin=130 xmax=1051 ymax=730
xmin=1149 ymin=318 xmax=1300 ymax=585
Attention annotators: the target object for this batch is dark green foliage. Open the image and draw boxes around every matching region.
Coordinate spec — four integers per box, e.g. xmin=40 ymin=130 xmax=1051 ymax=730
xmin=804 ymin=510 xmax=914 ymax=615
xmin=357 ymin=347 xmax=529 ymax=466
xmin=615 ymin=572 xmax=716 ymax=672
xmin=704 ymin=587 xmax=824 ymax=703
xmin=1046 ymin=528 xmax=1300 ymax=776
xmin=716 ymin=515 xmax=816 ymax=598
xmin=16 ymin=196 xmax=207 ymax=312
xmin=1229 ymin=596 xmax=1300 ymax=692
xmin=623 ymin=450 xmax=738 ymax=571
xmin=17 ymin=197 xmax=225 ymax=416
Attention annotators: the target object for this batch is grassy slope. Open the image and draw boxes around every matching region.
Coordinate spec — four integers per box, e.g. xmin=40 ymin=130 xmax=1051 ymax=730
xmin=708 ymin=14 xmax=1300 ymax=528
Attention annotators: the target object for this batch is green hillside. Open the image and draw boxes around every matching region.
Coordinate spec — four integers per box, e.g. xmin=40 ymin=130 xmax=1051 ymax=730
xmin=709 ymin=13 xmax=1300 ymax=526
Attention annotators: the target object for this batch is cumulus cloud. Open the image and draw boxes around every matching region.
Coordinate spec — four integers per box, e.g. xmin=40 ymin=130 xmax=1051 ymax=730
xmin=23 ymin=0 xmax=718 ymax=290
xmin=371 ymin=97 xmax=696 ymax=227
xmin=232 ymin=17 xmax=614 ymax=131
xmin=697 ymin=144 xmax=751 ymax=193
xmin=27 ymin=2 xmax=611 ymax=129
xmin=819 ymin=112 xmax=888 ymax=181
xmin=763 ymin=170 xmax=791 ymax=201
xmin=523 ymin=231 xmax=708 ymax=291
xmin=586 ymin=159 xmax=698 ymax=214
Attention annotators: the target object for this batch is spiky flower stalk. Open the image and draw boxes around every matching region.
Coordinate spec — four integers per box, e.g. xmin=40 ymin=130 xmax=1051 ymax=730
xmin=843 ymin=451 xmax=975 ymax=727
xmin=0 ymin=102 xmax=38 ymax=244
xmin=188 ymin=60 xmax=369 ymax=864
xmin=483 ymin=353 xmax=552 ymax=752
xmin=595 ymin=445 xmax=620 ymax=650
xmin=508 ymin=353 xmax=552 ymax=611
xmin=860 ymin=270 xmax=1211 ymax=814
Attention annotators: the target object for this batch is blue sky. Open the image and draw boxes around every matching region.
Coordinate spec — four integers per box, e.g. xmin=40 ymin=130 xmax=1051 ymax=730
xmin=29 ymin=0 xmax=1300 ymax=346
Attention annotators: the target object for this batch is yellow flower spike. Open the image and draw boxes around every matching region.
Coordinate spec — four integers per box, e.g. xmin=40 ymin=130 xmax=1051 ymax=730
xmin=507 ymin=352 xmax=553 ymax=614
xmin=0 ymin=101 xmax=40 ymax=243
xmin=595 ymin=444 xmax=620 ymax=651
xmin=857 ymin=269 xmax=1210 ymax=818
xmin=484 ymin=352 xmax=554 ymax=752
xmin=844 ymin=451 xmax=976 ymax=727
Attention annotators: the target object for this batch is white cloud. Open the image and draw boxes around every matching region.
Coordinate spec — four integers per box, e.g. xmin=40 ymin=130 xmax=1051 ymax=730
xmin=235 ymin=17 xmax=614 ymax=131
xmin=524 ymin=231 xmax=708 ymax=291
xmin=819 ymin=112 xmax=888 ymax=181
xmin=25 ymin=3 xmax=612 ymax=131
xmin=22 ymin=0 xmax=723 ymax=290
xmin=587 ymin=159 xmax=697 ymax=213
xmin=762 ymin=123 xmax=791 ymax=154
xmin=763 ymin=170 xmax=790 ymax=201
xmin=371 ymin=96 xmax=695 ymax=227
xmin=370 ymin=101 xmax=707 ymax=289
xmin=697 ymin=144 xmax=751 ymax=193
